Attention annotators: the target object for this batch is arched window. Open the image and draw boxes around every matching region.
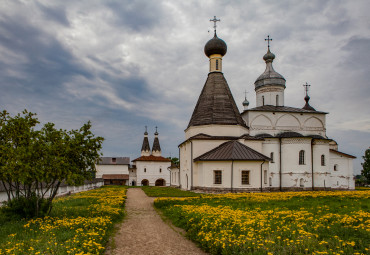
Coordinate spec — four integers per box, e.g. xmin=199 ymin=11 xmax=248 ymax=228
xmin=321 ymin=155 xmax=325 ymax=166
xmin=299 ymin=150 xmax=305 ymax=165
xmin=270 ymin=152 xmax=274 ymax=163
xmin=334 ymin=164 xmax=338 ymax=171
xmin=159 ymin=168 xmax=162 ymax=173
xmin=216 ymin=59 xmax=219 ymax=70
xmin=300 ymin=178 xmax=304 ymax=187
xmin=262 ymin=96 xmax=265 ymax=106
xmin=276 ymin=95 xmax=279 ymax=106
xmin=144 ymin=168 xmax=146 ymax=173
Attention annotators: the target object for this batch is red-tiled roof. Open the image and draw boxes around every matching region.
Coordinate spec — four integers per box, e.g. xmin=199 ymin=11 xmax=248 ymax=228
xmin=132 ymin=155 xmax=171 ymax=162
xmin=330 ymin=149 xmax=356 ymax=159
xmin=102 ymin=174 xmax=129 ymax=180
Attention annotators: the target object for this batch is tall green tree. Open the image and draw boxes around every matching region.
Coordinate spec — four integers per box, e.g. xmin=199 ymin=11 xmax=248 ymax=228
xmin=0 ymin=110 xmax=104 ymax=217
xmin=361 ymin=148 xmax=370 ymax=184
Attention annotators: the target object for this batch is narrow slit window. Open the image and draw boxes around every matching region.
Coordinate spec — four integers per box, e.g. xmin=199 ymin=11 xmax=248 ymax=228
xmin=262 ymin=96 xmax=265 ymax=106
xmin=299 ymin=150 xmax=305 ymax=165
xmin=276 ymin=95 xmax=279 ymax=106
xmin=270 ymin=152 xmax=274 ymax=163
xmin=321 ymin=155 xmax=325 ymax=166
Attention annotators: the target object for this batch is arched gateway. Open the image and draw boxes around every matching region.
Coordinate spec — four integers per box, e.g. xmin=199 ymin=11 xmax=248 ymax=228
xmin=141 ymin=179 xmax=149 ymax=186
xmin=155 ymin=179 xmax=165 ymax=186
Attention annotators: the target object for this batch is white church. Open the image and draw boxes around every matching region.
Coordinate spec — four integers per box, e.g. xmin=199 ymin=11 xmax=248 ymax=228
xmin=177 ymin=21 xmax=355 ymax=192
xmin=96 ymin=128 xmax=172 ymax=187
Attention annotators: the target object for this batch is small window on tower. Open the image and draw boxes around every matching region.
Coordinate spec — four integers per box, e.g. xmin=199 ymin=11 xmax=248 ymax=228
xmin=216 ymin=59 xmax=219 ymax=70
xmin=321 ymin=155 xmax=325 ymax=166
xmin=112 ymin=158 xmax=116 ymax=163
xmin=276 ymin=95 xmax=279 ymax=106
xmin=144 ymin=168 xmax=147 ymax=173
xmin=270 ymin=152 xmax=274 ymax=163
xmin=160 ymin=168 xmax=162 ymax=173
xmin=262 ymin=96 xmax=265 ymax=106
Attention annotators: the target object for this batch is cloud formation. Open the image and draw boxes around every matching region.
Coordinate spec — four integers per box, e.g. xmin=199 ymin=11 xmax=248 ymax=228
xmin=0 ymin=0 xmax=369 ymax=173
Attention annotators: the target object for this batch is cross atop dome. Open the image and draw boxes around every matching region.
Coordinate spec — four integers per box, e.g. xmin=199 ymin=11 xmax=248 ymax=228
xmin=265 ymin=35 xmax=273 ymax=50
xmin=210 ymin=16 xmax=220 ymax=35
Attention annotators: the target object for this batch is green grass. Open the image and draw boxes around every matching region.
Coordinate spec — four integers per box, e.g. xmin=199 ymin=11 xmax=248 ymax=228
xmin=141 ymin=186 xmax=201 ymax=197
xmin=155 ymin=191 xmax=370 ymax=255
xmin=0 ymin=186 xmax=127 ymax=255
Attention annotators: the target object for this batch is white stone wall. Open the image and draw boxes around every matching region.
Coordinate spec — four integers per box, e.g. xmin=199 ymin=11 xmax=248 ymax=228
xmin=135 ymin=161 xmax=171 ymax=186
xmin=170 ymin=167 xmax=180 ymax=186
xmin=95 ymin=164 xmax=129 ymax=178
xmin=129 ymin=168 xmax=137 ymax=186
xmin=256 ymin=86 xmax=285 ymax=107
xmin=243 ymin=111 xmax=327 ymax=137
xmin=185 ymin=124 xmax=248 ymax=139
xmin=194 ymin=161 xmax=269 ymax=190
xmin=329 ymin=151 xmax=355 ymax=189
xmin=0 ymin=181 xmax=104 ymax=203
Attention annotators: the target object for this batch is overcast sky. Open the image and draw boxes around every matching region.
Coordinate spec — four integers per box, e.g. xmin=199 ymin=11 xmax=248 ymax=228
xmin=1 ymin=0 xmax=369 ymax=174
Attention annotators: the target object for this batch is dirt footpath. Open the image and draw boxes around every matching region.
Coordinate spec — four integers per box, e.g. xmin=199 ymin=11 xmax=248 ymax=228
xmin=107 ymin=188 xmax=207 ymax=255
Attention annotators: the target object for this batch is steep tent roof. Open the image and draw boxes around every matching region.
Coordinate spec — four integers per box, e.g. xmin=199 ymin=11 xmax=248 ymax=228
xmin=141 ymin=136 xmax=150 ymax=152
xmin=187 ymin=72 xmax=247 ymax=128
xmin=152 ymin=136 xmax=161 ymax=152
xmin=194 ymin=141 xmax=271 ymax=161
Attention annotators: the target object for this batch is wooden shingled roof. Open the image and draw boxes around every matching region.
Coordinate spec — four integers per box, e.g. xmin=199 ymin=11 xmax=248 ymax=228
xmin=187 ymin=72 xmax=247 ymax=128
xmin=194 ymin=141 xmax=271 ymax=161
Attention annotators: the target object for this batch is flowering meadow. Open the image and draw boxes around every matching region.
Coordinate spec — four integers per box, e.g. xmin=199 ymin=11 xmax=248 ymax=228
xmin=155 ymin=191 xmax=370 ymax=255
xmin=0 ymin=186 xmax=126 ymax=255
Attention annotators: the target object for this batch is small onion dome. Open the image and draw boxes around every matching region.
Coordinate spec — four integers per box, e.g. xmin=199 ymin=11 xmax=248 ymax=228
xmin=144 ymin=131 xmax=148 ymax=135
xmin=302 ymin=95 xmax=316 ymax=111
xmin=154 ymin=131 xmax=158 ymax=136
xmin=242 ymin=98 xmax=249 ymax=107
xmin=204 ymin=33 xmax=227 ymax=57
xmin=263 ymin=48 xmax=275 ymax=62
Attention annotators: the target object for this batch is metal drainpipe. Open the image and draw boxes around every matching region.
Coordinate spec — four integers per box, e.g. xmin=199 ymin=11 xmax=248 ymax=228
xmin=260 ymin=161 xmax=265 ymax=192
xmin=178 ymin=146 xmax=181 ymax=189
xmin=231 ymin=160 xmax=234 ymax=193
xmin=279 ymin=138 xmax=282 ymax=191
xmin=311 ymin=139 xmax=314 ymax=191
xmin=191 ymin=141 xmax=193 ymax=190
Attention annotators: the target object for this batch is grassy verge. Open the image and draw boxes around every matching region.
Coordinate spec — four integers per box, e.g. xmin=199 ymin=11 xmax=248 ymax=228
xmin=155 ymin=190 xmax=370 ymax=255
xmin=141 ymin=186 xmax=201 ymax=197
xmin=0 ymin=186 xmax=126 ymax=255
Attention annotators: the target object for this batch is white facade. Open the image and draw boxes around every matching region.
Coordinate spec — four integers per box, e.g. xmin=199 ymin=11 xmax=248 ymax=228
xmin=133 ymin=160 xmax=171 ymax=186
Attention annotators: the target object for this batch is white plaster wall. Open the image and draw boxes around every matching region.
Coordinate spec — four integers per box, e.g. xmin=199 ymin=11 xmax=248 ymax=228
xmin=256 ymin=86 xmax=284 ymax=106
xmin=329 ymin=151 xmax=354 ymax=189
xmin=179 ymin=142 xmax=192 ymax=190
xmin=262 ymin=139 xmax=280 ymax=187
xmin=241 ymin=139 xmax=264 ymax=153
xmin=195 ymin=161 xmax=268 ymax=189
xmin=281 ymin=138 xmax=313 ymax=188
xmin=0 ymin=181 xmax=104 ymax=203
xmin=312 ymin=141 xmax=331 ymax=188
xmin=129 ymin=168 xmax=137 ymax=186
xmin=95 ymin=165 xmax=129 ymax=178
xmin=242 ymin=111 xmax=326 ymax=137
xmin=135 ymin=161 xmax=171 ymax=186
xmin=170 ymin=168 xmax=180 ymax=186
xmin=185 ymin=125 xmax=248 ymax=139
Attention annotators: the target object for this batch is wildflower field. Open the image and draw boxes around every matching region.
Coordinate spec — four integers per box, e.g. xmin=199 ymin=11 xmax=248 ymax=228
xmin=155 ymin=190 xmax=370 ymax=255
xmin=0 ymin=186 xmax=126 ymax=255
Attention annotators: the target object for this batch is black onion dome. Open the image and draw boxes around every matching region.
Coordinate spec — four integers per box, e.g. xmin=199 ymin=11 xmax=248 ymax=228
xmin=204 ymin=33 xmax=227 ymax=57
